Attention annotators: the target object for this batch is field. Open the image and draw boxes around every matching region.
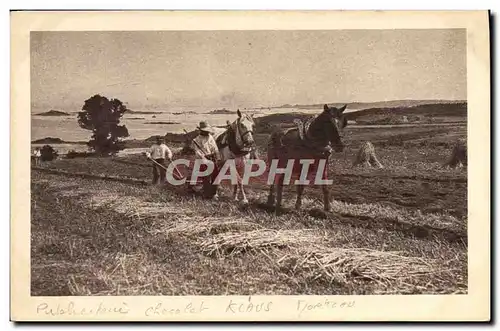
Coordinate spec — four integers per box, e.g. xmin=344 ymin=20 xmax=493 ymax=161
xmin=31 ymin=104 xmax=468 ymax=296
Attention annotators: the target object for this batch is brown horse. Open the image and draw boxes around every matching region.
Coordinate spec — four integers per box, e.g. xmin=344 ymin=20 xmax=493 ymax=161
xmin=266 ymin=104 xmax=348 ymax=212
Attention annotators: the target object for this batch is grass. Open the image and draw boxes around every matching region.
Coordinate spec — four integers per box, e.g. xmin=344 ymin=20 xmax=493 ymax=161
xmin=31 ymin=114 xmax=468 ymax=296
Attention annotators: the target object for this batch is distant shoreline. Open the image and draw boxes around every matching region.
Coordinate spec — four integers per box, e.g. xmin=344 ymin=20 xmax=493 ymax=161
xmin=125 ymin=110 xmax=162 ymax=115
xmin=145 ymin=121 xmax=181 ymax=125
xmin=33 ymin=99 xmax=466 ymax=115
xmin=32 ymin=102 xmax=467 ymax=150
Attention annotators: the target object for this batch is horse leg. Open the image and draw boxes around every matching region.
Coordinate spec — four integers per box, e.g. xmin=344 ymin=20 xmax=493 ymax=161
xmin=322 ymin=160 xmax=331 ymax=212
xmin=295 ymin=184 xmax=305 ymax=210
xmin=322 ymin=185 xmax=331 ymax=212
xmin=239 ymin=182 xmax=249 ymax=204
xmin=266 ymin=149 xmax=278 ymax=207
xmin=276 ymin=175 xmax=285 ymax=211
xmin=267 ymin=184 xmax=275 ymax=206
xmin=233 ymin=184 xmax=239 ymax=201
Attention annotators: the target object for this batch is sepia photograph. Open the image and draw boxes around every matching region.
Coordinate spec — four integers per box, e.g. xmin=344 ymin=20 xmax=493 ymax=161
xmin=11 ymin=10 xmax=490 ymax=321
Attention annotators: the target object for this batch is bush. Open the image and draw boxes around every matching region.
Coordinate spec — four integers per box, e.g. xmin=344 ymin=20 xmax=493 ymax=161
xmin=40 ymin=145 xmax=58 ymax=161
xmin=66 ymin=150 xmax=95 ymax=159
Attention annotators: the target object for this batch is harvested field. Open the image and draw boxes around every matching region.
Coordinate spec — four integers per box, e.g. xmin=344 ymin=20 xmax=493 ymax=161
xmin=31 ymin=116 xmax=467 ymax=296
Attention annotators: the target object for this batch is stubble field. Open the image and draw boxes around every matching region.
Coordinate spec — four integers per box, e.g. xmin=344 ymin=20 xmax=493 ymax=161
xmin=31 ymin=106 xmax=468 ymax=296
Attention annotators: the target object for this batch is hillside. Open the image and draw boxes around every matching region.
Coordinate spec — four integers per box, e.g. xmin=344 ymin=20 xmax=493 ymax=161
xmin=253 ymin=102 xmax=467 ymax=133
xmin=274 ymin=100 xmax=466 ymax=110
xmin=347 ymin=102 xmax=467 ymax=119
xmin=36 ymin=110 xmax=70 ymax=116
xmin=346 ymin=99 xmax=466 ymax=110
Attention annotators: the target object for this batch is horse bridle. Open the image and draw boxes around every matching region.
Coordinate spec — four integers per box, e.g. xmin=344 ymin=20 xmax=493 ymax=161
xmin=235 ymin=116 xmax=255 ymax=148
xmin=222 ymin=115 xmax=256 ymax=158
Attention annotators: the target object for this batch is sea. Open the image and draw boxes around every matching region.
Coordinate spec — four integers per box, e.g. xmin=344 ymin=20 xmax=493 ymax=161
xmin=31 ymin=106 xmax=364 ymax=155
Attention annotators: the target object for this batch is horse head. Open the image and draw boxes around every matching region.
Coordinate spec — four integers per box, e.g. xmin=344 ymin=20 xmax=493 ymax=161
xmin=232 ymin=109 xmax=256 ymax=150
xmin=309 ymin=104 xmax=348 ymax=153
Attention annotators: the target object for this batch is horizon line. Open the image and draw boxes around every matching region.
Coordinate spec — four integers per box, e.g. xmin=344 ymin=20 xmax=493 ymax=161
xmin=31 ymin=98 xmax=468 ymax=111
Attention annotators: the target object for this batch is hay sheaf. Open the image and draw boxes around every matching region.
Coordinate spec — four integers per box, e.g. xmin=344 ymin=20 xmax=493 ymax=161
xmin=352 ymin=141 xmax=384 ymax=168
xmin=277 ymin=248 xmax=459 ymax=294
xmin=199 ymin=229 xmax=321 ymax=257
xmin=151 ymin=217 xmax=262 ymax=237
xmin=198 ymin=227 xmax=459 ymax=293
xmin=445 ymin=139 xmax=467 ymax=168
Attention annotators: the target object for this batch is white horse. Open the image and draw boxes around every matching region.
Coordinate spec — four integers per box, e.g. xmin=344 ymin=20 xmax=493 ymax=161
xmin=214 ymin=109 xmax=257 ymax=204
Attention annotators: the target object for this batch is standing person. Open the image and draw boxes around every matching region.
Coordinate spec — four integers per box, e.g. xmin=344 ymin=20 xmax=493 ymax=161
xmin=190 ymin=121 xmax=221 ymax=199
xmin=145 ymin=136 xmax=173 ymax=185
xmin=32 ymin=147 xmax=41 ymax=166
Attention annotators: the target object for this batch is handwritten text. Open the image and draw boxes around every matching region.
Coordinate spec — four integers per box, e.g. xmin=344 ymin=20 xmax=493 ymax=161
xmin=37 ymin=301 xmax=130 ymax=316
xmin=297 ymin=299 xmax=355 ymax=316
xmin=145 ymin=301 xmax=208 ymax=317
xmin=225 ymin=297 xmax=273 ymax=314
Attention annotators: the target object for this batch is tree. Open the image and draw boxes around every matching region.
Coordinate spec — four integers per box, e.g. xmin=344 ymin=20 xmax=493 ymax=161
xmin=77 ymin=95 xmax=130 ymax=155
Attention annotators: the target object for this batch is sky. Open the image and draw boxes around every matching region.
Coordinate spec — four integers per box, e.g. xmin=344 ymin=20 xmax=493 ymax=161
xmin=31 ymin=29 xmax=466 ymax=111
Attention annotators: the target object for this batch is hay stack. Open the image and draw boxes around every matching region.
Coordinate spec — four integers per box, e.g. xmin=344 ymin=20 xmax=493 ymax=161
xmin=352 ymin=141 xmax=384 ymax=168
xmin=445 ymin=139 xmax=467 ymax=168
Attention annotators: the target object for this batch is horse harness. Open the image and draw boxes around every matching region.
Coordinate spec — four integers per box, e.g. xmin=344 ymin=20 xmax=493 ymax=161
xmin=273 ymin=115 xmax=333 ymax=156
xmin=293 ymin=115 xmax=316 ymax=141
xmin=216 ymin=117 xmax=255 ymax=157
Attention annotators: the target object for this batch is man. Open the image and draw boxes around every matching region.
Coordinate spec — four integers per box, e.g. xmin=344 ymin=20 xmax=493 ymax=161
xmin=190 ymin=121 xmax=221 ymax=199
xmin=145 ymin=136 xmax=173 ymax=185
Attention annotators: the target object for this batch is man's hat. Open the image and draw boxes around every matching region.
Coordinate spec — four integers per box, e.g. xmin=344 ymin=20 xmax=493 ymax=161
xmin=197 ymin=121 xmax=214 ymax=133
